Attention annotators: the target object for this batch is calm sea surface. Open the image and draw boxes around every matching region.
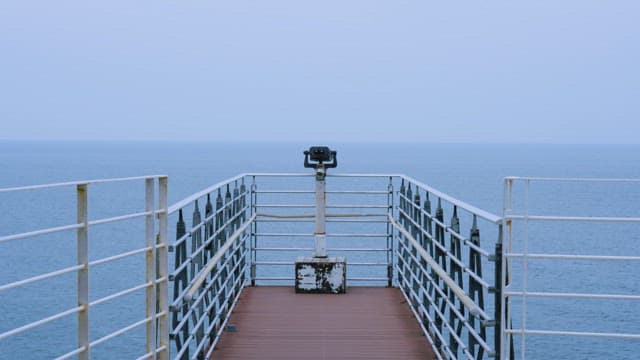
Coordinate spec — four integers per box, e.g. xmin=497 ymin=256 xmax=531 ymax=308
xmin=1 ymin=141 xmax=639 ymax=359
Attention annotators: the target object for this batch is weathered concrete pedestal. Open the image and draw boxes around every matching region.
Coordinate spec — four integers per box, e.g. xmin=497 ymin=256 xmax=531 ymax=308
xmin=295 ymin=256 xmax=346 ymax=294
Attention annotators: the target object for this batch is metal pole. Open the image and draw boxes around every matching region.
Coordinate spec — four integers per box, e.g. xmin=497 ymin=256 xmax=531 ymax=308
xmin=77 ymin=184 xmax=89 ymax=360
xmin=313 ymin=170 xmax=327 ymax=257
xmin=387 ymin=176 xmax=394 ymax=287
xmin=145 ymin=178 xmax=157 ymax=358
xmin=157 ymin=176 xmax=169 ymax=360
xmin=495 ymin=226 xmax=503 ymax=360
xmin=250 ymin=176 xmax=257 ymax=285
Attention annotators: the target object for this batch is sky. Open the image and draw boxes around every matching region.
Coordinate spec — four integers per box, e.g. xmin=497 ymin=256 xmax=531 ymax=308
xmin=0 ymin=1 xmax=639 ymax=143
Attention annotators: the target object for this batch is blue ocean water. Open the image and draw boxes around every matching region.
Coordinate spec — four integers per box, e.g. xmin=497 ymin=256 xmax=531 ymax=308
xmin=0 ymin=141 xmax=639 ymax=359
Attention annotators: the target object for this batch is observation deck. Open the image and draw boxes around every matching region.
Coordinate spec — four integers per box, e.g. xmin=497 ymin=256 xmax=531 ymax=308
xmin=1 ymin=156 xmax=639 ymax=359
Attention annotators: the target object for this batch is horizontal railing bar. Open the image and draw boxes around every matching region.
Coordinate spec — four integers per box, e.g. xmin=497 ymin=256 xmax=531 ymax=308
xmin=90 ymin=316 xmax=153 ymax=347
xmin=255 ymin=212 xmax=387 ymax=218
xmin=0 ymin=175 xmax=166 ymax=193
xmin=256 ymin=204 xmax=315 ymax=208
xmin=0 ymin=264 xmax=84 ymax=292
xmin=505 ymin=328 xmax=640 ymax=340
xmin=182 ymin=202 xmax=249 ymax=256
xmin=397 ymin=204 xmax=492 ymax=259
xmin=89 ymin=247 xmax=151 ymax=267
xmin=0 ymin=223 xmax=83 ymax=244
xmin=88 ymin=211 xmax=151 ymax=226
xmin=254 ymin=232 xmax=388 ymax=238
xmin=253 ymin=277 xmax=388 ymax=281
xmin=171 ymin=233 xmax=249 ymax=308
xmin=390 ymin=215 xmax=484 ymax=317
xmin=396 ymin=239 xmax=491 ymax=321
xmin=400 ymin=175 xmax=501 ymax=223
xmin=328 ymin=173 xmax=399 ymax=178
xmin=254 ymin=261 xmax=388 ymax=266
xmin=255 ymin=190 xmax=388 ymax=195
xmin=505 ymin=176 xmax=640 ymax=183
xmin=328 ymin=213 xmax=388 ymax=217
xmin=464 ymin=239 xmax=491 ymax=258
xmin=255 ymin=219 xmax=314 ymax=223
xmin=347 ymin=262 xmax=389 ymax=266
xmin=253 ymin=277 xmax=293 ymax=281
xmin=174 ymin=201 xmax=248 ymax=249
xmin=168 ymin=173 xmax=246 ymax=214
xmin=348 ymin=278 xmax=388 ymax=281
xmin=247 ymin=172 xmax=395 ymax=178
xmin=246 ymin=172 xmax=314 ymax=177
xmin=506 ymin=253 xmax=640 ymax=261
xmin=148 ymin=346 xmax=168 ymax=360
xmin=173 ymin=229 xmax=250 ymax=304
xmin=255 ymin=233 xmax=313 ymax=237
xmin=505 ymin=291 xmax=640 ymax=301
xmin=255 ymin=204 xmax=389 ymax=209
xmin=255 ymin=190 xmax=314 ymax=194
xmin=396 ymin=251 xmax=494 ymax=355
xmin=184 ymin=213 xmax=256 ymax=302
xmin=171 ymin=245 xmax=247 ymax=331
xmin=507 ymin=215 xmax=640 ymax=223
xmin=89 ymin=282 xmax=152 ymax=307
xmin=396 ymin=211 xmax=491 ymax=286
xmin=398 ymin=268 xmax=491 ymax=358
xmin=327 ymin=205 xmax=389 ymax=209
xmin=53 ymin=346 xmax=86 ymax=360
xmin=326 ymin=190 xmax=389 ymax=194
xmin=0 ymin=306 xmax=83 ymax=341
xmin=254 ymin=219 xmax=388 ymax=223
xmin=327 ymin=219 xmax=389 ymax=223
xmin=398 ymin=207 xmax=491 ymax=258
xmin=255 ymin=247 xmax=390 ymax=252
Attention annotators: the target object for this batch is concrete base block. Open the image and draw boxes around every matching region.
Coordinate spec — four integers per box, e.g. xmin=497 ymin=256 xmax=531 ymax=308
xmin=295 ymin=256 xmax=346 ymax=294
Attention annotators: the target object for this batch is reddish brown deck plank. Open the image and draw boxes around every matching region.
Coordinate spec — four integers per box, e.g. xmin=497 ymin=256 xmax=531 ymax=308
xmin=213 ymin=286 xmax=436 ymax=360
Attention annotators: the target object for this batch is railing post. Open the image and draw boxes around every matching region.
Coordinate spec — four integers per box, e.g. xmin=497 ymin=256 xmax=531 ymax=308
xmin=494 ymin=231 xmax=503 ymax=360
xmin=448 ymin=206 xmax=463 ymax=356
xmin=172 ymin=209 xmax=189 ymax=359
xmin=157 ymin=176 xmax=169 ymax=360
xmin=468 ymin=215 xmax=486 ymax=359
xmin=387 ymin=177 xmax=394 ymax=287
xmin=250 ymin=177 xmax=257 ymax=286
xmin=145 ymin=178 xmax=157 ymax=358
xmin=77 ymin=183 xmax=90 ymax=360
xmin=240 ymin=178 xmax=248 ymax=286
xmin=191 ymin=200 xmax=205 ymax=352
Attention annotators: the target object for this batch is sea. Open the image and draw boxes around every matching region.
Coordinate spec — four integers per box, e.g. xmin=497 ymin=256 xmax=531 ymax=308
xmin=0 ymin=141 xmax=639 ymax=359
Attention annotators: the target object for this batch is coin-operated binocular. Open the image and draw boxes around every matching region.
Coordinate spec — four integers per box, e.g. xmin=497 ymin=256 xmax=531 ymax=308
xmin=303 ymin=146 xmax=337 ymax=181
xmin=303 ymin=146 xmax=337 ymax=258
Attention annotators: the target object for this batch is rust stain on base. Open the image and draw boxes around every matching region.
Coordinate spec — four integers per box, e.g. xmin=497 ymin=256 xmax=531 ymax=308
xmin=212 ymin=286 xmax=436 ymax=360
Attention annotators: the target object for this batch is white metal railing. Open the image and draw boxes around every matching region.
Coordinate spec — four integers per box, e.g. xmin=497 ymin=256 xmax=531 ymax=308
xmin=166 ymin=172 xmax=506 ymax=359
xmin=395 ymin=177 xmax=502 ymax=360
xmin=501 ymin=176 xmax=640 ymax=359
xmin=248 ymin=173 xmax=395 ymax=285
xmin=168 ymin=177 xmax=251 ymax=360
xmin=0 ymin=176 xmax=169 ymax=360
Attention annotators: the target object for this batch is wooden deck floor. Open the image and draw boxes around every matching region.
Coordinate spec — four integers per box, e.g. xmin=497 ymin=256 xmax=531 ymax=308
xmin=213 ymin=286 xmax=436 ymax=360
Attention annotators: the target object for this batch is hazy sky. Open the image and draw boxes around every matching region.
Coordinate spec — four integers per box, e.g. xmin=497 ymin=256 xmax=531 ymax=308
xmin=1 ymin=1 xmax=638 ymax=143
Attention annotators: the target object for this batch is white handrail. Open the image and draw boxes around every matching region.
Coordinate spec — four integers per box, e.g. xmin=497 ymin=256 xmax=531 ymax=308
xmin=388 ymin=214 xmax=483 ymax=317
xmin=183 ymin=213 xmax=257 ymax=303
